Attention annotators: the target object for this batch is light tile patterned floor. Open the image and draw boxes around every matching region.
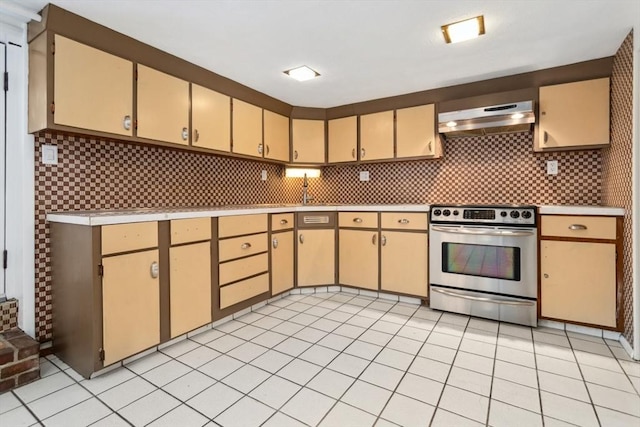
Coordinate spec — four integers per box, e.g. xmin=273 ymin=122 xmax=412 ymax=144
xmin=2 ymin=291 xmax=639 ymax=427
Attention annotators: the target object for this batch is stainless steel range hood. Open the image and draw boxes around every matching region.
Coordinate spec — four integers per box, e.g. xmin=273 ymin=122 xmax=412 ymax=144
xmin=438 ymin=100 xmax=535 ymax=139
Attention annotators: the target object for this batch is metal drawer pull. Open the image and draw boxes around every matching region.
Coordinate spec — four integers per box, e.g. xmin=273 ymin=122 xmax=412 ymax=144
xmin=194 ymin=129 xmax=200 ymax=142
xmin=352 ymin=148 xmax=356 ymax=158
xmin=431 ymin=288 xmax=535 ymax=306
xmin=272 ymin=238 xmax=278 ymax=249
xmin=181 ymin=127 xmax=189 ymax=141
xmin=569 ymin=224 xmax=587 ymax=230
xmin=381 ymin=235 xmax=387 ymax=246
xmin=150 ymin=262 xmax=159 ymax=279
xmin=398 ymin=218 xmax=410 ymax=224
xmin=299 ymin=234 xmax=304 ymax=244
xmin=241 ymin=242 xmax=252 ymax=249
xmin=543 ymin=274 xmax=549 ymax=278
xmin=543 ymin=130 xmax=548 ymax=144
xmin=123 ymin=115 xmax=132 ymax=131
xmin=361 ymin=147 xmax=366 ymax=158
xmin=431 ymin=226 xmax=535 ymax=237
xmin=428 ymin=140 xmax=432 ymax=153
xmin=280 ymin=219 xmax=288 ymax=225
xmin=353 ymin=218 xmax=363 ymax=223
xmin=294 ymin=150 xmax=299 ymax=160
xmin=266 ymin=145 xmax=270 ymax=155
xmin=372 ymin=234 xmax=377 ymax=245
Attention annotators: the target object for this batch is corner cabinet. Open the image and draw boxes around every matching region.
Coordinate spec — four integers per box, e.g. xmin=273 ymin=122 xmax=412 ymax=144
xmin=137 ymin=65 xmax=190 ymax=145
xmin=536 ymin=78 xmax=610 ymax=151
xmin=292 ymin=119 xmax=326 ymax=164
xmin=264 ymin=111 xmax=290 ymax=162
xmin=540 ymin=215 xmax=623 ymax=330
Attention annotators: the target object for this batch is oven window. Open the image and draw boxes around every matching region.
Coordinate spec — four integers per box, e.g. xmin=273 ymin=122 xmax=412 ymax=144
xmin=442 ymin=243 xmax=521 ymax=281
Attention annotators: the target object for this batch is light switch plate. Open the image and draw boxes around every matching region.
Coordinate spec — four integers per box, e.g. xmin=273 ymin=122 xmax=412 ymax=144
xmin=42 ymin=144 xmax=58 ymax=165
xmin=359 ymin=171 xmax=370 ymax=181
xmin=546 ymin=160 xmax=558 ymax=175
xmin=261 ymin=170 xmax=267 ymax=181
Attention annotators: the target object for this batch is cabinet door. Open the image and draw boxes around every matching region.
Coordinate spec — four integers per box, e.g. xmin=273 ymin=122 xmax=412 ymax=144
xmin=54 ymin=35 xmax=133 ymax=136
xmin=192 ymin=84 xmax=230 ymax=152
xmin=102 ymin=249 xmax=160 ymax=365
xmin=328 ymin=116 xmax=357 ymax=163
xmin=232 ymin=99 xmax=263 ymax=157
xmin=271 ymin=231 xmax=294 ymax=295
xmin=170 ymin=242 xmax=212 ymax=338
xmin=381 ymin=231 xmax=428 ymax=297
xmin=292 ymin=119 xmax=325 ymax=163
xmin=396 ymin=104 xmax=437 ymax=158
xmin=541 ymin=240 xmax=616 ymax=327
xmin=297 ymin=229 xmax=335 ymax=286
xmin=137 ymin=65 xmax=189 ymax=145
xmin=264 ymin=110 xmax=290 ymax=162
xmin=360 ymin=111 xmax=394 ymax=161
xmin=339 ymin=229 xmax=378 ymax=290
xmin=538 ymin=78 xmax=610 ymax=150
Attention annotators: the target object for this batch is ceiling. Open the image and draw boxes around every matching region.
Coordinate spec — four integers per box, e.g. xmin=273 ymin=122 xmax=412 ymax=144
xmin=15 ymin=0 xmax=639 ymax=108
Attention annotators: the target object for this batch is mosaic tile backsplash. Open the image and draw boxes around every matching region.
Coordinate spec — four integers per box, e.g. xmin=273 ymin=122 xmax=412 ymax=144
xmin=34 ymin=130 xmax=605 ymax=341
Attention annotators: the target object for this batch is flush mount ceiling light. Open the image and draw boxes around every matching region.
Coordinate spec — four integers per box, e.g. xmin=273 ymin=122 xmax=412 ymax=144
xmin=441 ymin=15 xmax=485 ymax=44
xmin=284 ymin=65 xmax=320 ymax=82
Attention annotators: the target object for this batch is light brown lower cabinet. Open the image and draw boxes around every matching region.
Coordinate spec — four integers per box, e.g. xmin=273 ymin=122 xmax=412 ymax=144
xmin=297 ymin=229 xmax=335 ymax=287
xmin=339 ymin=229 xmax=379 ymax=290
xmin=380 ymin=231 xmax=429 ymax=297
xmin=102 ymin=249 xmax=160 ymax=365
xmin=271 ymin=231 xmax=294 ymax=295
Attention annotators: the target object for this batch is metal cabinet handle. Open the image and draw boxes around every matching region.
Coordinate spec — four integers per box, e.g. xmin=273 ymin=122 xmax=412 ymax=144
xmin=428 ymin=140 xmax=432 ymax=153
xmin=381 ymin=235 xmax=387 ymax=246
xmin=294 ymin=150 xmax=299 ymax=160
xmin=398 ymin=218 xmax=410 ymax=224
xmin=352 ymin=148 xmax=356 ymax=159
xmin=299 ymin=234 xmax=304 ymax=244
xmin=372 ymin=234 xmax=377 ymax=245
xmin=123 ymin=115 xmax=132 ymax=131
xmin=150 ymin=262 xmax=159 ymax=279
xmin=569 ymin=224 xmax=587 ymax=230
xmin=258 ymin=144 xmax=263 ymax=155
xmin=272 ymin=238 xmax=278 ymax=249
xmin=194 ymin=129 xmax=200 ymax=142
xmin=543 ymin=273 xmax=549 ymax=279
xmin=361 ymin=147 xmax=366 ymax=158
xmin=353 ymin=218 xmax=363 ymax=223
xmin=266 ymin=145 xmax=270 ymax=155
xmin=181 ymin=127 xmax=189 ymax=141
xmin=280 ymin=219 xmax=288 ymax=225
xmin=241 ymin=242 xmax=252 ymax=249
xmin=543 ymin=130 xmax=548 ymax=144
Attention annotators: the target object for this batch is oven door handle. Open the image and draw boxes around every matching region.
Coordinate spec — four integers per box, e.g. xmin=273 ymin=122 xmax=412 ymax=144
xmin=430 ymin=225 xmax=535 ymax=237
xmin=431 ymin=287 xmax=535 ymax=306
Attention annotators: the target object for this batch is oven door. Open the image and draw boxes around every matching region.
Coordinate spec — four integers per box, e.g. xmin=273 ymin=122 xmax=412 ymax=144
xmin=429 ymin=225 xmax=537 ymax=299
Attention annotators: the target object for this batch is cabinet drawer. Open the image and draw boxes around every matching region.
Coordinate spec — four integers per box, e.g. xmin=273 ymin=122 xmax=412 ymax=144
xmin=219 ymin=214 xmax=268 ymax=238
xmin=219 ymin=233 xmax=268 ymax=262
xmin=381 ymin=213 xmax=428 ymax=230
xmin=102 ymin=222 xmax=158 ymax=255
xmin=541 ymin=216 xmax=616 ymax=240
xmin=171 ymin=218 xmax=211 ymax=245
xmin=271 ymin=213 xmax=294 ymax=231
xmin=220 ymin=253 xmax=268 ymax=285
xmin=339 ymin=212 xmax=378 ymax=228
xmin=220 ymin=273 xmax=269 ymax=309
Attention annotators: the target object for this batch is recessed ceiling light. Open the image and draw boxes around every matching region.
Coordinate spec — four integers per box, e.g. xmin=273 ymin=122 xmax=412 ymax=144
xmin=284 ymin=65 xmax=320 ymax=82
xmin=446 ymin=121 xmax=457 ymax=128
xmin=441 ymin=15 xmax=485 ymax=44
xmin=511 ymin=112 xmax=525 ymax=119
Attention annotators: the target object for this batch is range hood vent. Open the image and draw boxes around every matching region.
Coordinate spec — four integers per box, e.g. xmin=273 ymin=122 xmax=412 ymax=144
xmin=438 ymin=100 xmax=535 ymax=139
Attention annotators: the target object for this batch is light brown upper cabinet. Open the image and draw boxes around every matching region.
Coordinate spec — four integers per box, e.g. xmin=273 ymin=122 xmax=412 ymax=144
xmin=536 ymin=77 xmax=610 ymax=151
xmin=292 ymin=119 xmax=325 ymax=164
xmin=264 ymin=110 xmax=290 ymax=162
xmin=191 ymin=84 xmax=230 ymax=152
xmin=232 ymin=99 xmax=263 ymax=158
xmin=137 ymin=65 xmax=190 ymax=145
xmin=52 ymin=35 xmax=133 ymax=137
xmin=396 ymin=104 xmax=439 ymax=158
xmin=360 ymin=111 xmax=394 ymax=161
xmin=328 ymin=116 xmax=358 ymax=163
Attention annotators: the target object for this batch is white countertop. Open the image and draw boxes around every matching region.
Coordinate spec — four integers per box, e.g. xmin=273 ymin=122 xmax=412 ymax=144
xmin=46 ymin=204 xmax=431 ymax=226
xmin=47 ymin=203 xmax=625 ymax=226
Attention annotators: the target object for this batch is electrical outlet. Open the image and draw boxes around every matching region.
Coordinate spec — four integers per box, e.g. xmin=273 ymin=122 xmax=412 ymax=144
xmin=359 ymin=171 xmax=370 ymax=181
xmin=546 ymin=160 xmax=558 ymax=175
xmin=261 ymin=170 xmax=267 ymax=181
xmin=42 ymin=144 xmax=58 ymax=165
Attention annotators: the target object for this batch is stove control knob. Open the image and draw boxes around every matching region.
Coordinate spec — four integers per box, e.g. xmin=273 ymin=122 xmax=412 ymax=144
xmin=510 ymin=211 xmax=520 ymax=219
xmin=443 ymin=209 xmax=451 ymax=217
xmin=522 ymin=211 xmax=532 ymax=219
xmin=452 ymin=210 xmax=459 ymax=216
xmin=500 ymin=211 xmax=508 ymax=217
xmin=433 ymin=209 xmax=442 ymax=216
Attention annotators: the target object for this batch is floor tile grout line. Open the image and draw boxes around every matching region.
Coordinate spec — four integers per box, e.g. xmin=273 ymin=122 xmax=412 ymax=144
xmin=483 ymin=322 xmax=501 ymax=427
xmin=9 ymin=389 xmax=45 ymax=426
xmin=565 ymin=327 xmax=602 ymax=426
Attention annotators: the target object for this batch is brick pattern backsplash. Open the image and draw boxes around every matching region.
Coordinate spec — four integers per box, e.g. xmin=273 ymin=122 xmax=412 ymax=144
xmin=602 ymin=31 xmax=634 ymax=345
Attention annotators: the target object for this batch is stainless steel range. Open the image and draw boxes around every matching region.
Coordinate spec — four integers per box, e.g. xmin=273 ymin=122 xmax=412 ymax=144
xmin=429 ymin=205 xmax=538 ymax=326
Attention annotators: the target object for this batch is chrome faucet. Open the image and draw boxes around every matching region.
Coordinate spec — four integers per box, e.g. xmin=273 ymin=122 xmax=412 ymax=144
xmin=302 ymin=173 xmax=314 ymax=205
